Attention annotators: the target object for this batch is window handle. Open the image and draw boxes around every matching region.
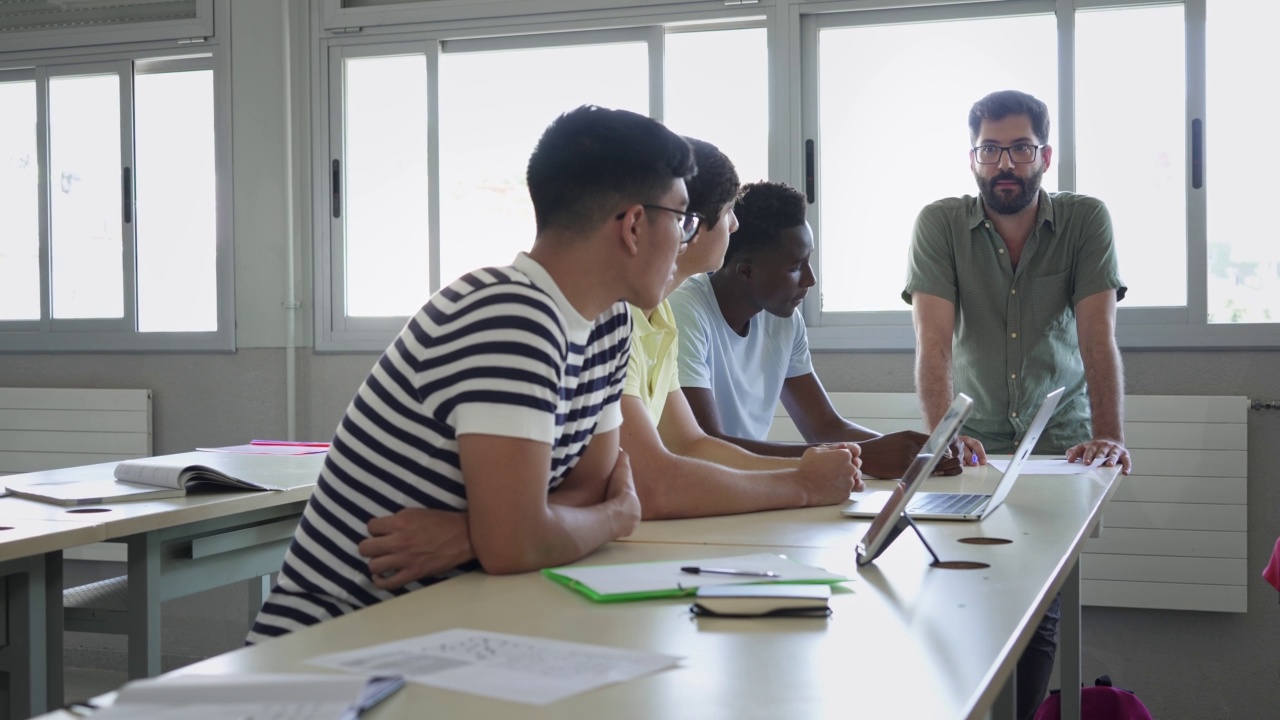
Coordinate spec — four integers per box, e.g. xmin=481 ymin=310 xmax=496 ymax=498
xmin=805 ymin=139 xmax=815 ymax=204
xmin=332 ymin=159 xmax=342 ymax=218
xmin=1191 ymin=118 xmax=1203 ymax=190
xmin=122 ymin=167 xmax=133 ymax=224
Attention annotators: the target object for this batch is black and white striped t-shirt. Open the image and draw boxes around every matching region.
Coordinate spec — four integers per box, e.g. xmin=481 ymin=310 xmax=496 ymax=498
xmin=248 ymin=253 xmax=629 ymax=642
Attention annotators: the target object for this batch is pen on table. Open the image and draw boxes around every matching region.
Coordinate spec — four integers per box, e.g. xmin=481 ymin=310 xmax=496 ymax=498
xmin=339 ymin=675 xmax=406 ymax=720
xmin=680 ymin=566 xmax=779 ymax=577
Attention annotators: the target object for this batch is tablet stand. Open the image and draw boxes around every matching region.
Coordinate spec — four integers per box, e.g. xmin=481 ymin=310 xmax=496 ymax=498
xmin=857 ymin=512 xmax=941 ymax=566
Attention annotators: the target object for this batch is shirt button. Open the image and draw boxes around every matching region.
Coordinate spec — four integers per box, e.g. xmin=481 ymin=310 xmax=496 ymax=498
xmin=998 ymin=248 xmax=1005 ymax=254
xmin=1010 ymin=289 xmax=1017 ymax=295
xmin=1011 ymin=332 xmax=1018 ymax=338
xmin=985 ymin=221 xmax=992 ymax=228
xmin=1010 ymin=373 xmax=1017 ymax=379
xmin=1011 ymin=412 xmax=1019 ymax=418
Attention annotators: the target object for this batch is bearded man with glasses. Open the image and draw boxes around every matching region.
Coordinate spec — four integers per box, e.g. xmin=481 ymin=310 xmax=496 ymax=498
xmin=903 ymin=89 xmax=1132 ymax=720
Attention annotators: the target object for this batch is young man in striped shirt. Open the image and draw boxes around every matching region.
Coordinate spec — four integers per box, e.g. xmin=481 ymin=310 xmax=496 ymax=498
xmin=249 ymin=105 xmax=697 ymax=641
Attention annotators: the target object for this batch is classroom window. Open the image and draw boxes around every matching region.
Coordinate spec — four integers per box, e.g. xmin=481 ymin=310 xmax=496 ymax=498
xmin=1206 ymin=0 xmax=1280 ymax=324
xmin=664 ymin=26 xmax=768 ymax=191
xmin=319 ymin=20 xmax=768 ymax=350
xmin=1076 ymin=4 xmax=1186 ymax=310
xmin=0 ymin=77 xmax=38 ymax=322
xmin=0 ymin=52 xmax=230 ymax=351
xmin=810 ymin=12 xmax=1057 ymax=314
xmin=800 ymin=0 xmax=1280 ymax=348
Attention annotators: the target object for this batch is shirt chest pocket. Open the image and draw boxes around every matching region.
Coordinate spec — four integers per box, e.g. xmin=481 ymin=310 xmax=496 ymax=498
xmin=1030 ymin=270 xmax=1073 ymax=331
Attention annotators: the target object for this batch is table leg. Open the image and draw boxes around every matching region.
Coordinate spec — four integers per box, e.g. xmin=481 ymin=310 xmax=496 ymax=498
xmin=126 ymin=534 xmax=162 ymax=679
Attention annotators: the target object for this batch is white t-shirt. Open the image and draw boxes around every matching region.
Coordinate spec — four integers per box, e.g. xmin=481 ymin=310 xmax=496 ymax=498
xmin=668 ymin=273 xmax=813 ymax=441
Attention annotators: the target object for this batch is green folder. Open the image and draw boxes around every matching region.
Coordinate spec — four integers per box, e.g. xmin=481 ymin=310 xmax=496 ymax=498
xmin=542 ymin=552 xmax=850 ymax=604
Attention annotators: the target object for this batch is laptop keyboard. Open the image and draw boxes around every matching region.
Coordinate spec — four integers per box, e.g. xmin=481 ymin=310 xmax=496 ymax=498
xmin=909 ymin=493 xmax=990 ymax=516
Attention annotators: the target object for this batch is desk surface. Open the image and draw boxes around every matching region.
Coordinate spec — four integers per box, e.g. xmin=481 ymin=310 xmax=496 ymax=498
xmin=621 ymin=462 xmax=1119 ymax=551
xmin=0 ymin=518 xmax=105 ymax=563
xmin=0 ymin=453 xmax=323 ymax=537
xmin=100 ymin=464 xmax=1122 ymax=720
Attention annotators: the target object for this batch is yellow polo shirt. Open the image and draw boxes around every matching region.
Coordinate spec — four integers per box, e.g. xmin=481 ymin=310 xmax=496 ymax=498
xmin=623 ymin=301 xmax=682 ymax=425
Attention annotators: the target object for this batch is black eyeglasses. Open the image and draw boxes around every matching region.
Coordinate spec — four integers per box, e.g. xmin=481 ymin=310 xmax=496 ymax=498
xmin=616 ymin=204 xmax=703 ymax=243
xmin=971 ymin=144 xmax=1044 ymax=165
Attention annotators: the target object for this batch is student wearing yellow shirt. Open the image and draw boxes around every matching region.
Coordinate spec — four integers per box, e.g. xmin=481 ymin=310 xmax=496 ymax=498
xmin=621 ymin=137 xmax=861 ymax=519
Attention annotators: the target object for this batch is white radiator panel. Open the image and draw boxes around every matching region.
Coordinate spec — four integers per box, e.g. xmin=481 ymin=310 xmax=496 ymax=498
xmin=0 ymin=388 xmax=151 ymax=562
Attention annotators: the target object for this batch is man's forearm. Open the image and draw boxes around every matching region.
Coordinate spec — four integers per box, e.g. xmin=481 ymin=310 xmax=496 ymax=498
xmin=915 ymin=350 xmax=954 ymax=430
xmin=1083 ymin=338 xmax=1126 ymax=442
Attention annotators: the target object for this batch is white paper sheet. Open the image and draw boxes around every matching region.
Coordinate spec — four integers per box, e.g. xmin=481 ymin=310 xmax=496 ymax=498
xmin=548 ymin=552 xmax=848 ymax=596
xmin=85 ymin=673 xmax=368 ymax=719
xmin=309 ymin=628 xmax=682 ymax=706
xmin=986 ymin=457 xmax=1105 ymax=475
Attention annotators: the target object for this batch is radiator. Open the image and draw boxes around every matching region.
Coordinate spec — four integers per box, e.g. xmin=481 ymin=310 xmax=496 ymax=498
xmin=0 ymin=387 xmax=152 ymax=562
xmin=769 ymin=392 xmax=1250 ymax=613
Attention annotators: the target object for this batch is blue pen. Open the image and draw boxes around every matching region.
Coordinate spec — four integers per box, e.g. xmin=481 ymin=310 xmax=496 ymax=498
xmin=339 ymin=675 xmax=406 ymax=720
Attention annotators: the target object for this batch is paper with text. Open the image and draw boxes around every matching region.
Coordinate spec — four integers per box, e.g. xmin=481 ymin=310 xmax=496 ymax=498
xmin=309 ymin=628 xmax=681 ymax=706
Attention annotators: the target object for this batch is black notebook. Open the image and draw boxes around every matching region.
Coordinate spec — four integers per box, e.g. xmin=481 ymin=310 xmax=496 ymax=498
xmin=691 ymin=584 xmax=832 ymax=618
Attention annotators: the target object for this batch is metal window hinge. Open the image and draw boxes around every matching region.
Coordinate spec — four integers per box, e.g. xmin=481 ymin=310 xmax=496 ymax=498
xmin=330 ymin=26 xmax=363 ymax=35
xmin=177 ymin=37 xmax=208 ymax=44
xmin=724 ymin=0 xmax=760 ymax=5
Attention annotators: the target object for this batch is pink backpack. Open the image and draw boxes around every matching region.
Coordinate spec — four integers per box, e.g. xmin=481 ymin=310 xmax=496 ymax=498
xmin=1033 ymin=676 xmax=1154 ymax=720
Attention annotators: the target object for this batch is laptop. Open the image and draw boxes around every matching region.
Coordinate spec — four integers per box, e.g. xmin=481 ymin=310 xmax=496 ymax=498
xmin=842 ymin=387 xmax=1064 ymax=521
xmin=853 ymin=393 xmax=972 ymax=565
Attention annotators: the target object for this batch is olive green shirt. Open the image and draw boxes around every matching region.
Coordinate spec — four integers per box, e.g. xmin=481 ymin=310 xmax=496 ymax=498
xmin=902 ymin=190 xmax=1126 ymax=454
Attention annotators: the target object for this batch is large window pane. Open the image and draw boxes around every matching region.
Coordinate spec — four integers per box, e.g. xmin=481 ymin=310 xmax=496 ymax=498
xmin=1207 ymin=1 xmax=1279 ymax=324
xmin=1077 ymin=5 xmax=1186 ymax=309
xmin=343 ymin=53 xmax=429 ymax=317
xmin=49 ymin=73 xmax=123 ymax=319
xmin=135 ymin=69 xmax=217 ymax=332
xmin=817 ymin=16 xmax=1057 ymax=313
xmin=0 ymin=79 xmax=39 ymax=321
xmin=665 ymin=27 xmax=768 ymax=189
xmin=438 ymin=41 xmax=648 ymax=285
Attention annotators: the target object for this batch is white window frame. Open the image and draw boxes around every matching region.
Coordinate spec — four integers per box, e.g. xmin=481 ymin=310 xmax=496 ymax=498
xmin=0 ymin=0 xmax=234 ymax=352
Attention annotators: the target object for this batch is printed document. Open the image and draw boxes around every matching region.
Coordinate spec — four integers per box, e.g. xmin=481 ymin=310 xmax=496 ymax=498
xmin=309 ymin=628 xmax=682 ymax=706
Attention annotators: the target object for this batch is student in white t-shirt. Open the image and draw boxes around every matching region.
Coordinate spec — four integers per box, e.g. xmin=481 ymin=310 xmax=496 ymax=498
xmin=668 ymin=181 xmax=961 ymax=479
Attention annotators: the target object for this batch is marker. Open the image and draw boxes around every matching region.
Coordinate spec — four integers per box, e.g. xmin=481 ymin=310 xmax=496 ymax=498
xmin=680 ymin=566 xmax=779 ymax=578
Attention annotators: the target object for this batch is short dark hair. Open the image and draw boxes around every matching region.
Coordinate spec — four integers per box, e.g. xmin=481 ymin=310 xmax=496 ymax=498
xmin=684 ymin=137 xmax=739 ymax=232
xmin=968 ymin=90 xmax=1051 ymax=145
xmin=526 ymin=105 xmax=696 ymax=234
xmin=724 ymin=181 xmax=807 ymax=263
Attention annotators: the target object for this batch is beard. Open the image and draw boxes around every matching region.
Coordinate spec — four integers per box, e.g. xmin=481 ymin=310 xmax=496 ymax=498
xmin=976 ymin=168 xmax=1043 ymax=215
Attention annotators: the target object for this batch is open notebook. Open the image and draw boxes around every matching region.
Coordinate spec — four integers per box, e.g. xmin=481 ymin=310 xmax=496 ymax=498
xmin=843 ymin=387 xmax=1064 ymax=521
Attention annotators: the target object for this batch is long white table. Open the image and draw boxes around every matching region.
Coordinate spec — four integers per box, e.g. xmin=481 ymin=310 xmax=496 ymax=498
xmin=38 ymin=461 xmax=1119 ymax=720
xmin=0 ymin=451 xmax=324 ymax=714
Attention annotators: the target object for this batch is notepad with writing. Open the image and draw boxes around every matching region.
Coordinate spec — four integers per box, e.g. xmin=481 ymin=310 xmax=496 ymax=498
xmin=543 ymin=552 xmax=849 ymax=603
xmin=4 ymin=454 xmax=285 ymax=506
xmin=692 ymin=584 xmax=832 ymax=618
